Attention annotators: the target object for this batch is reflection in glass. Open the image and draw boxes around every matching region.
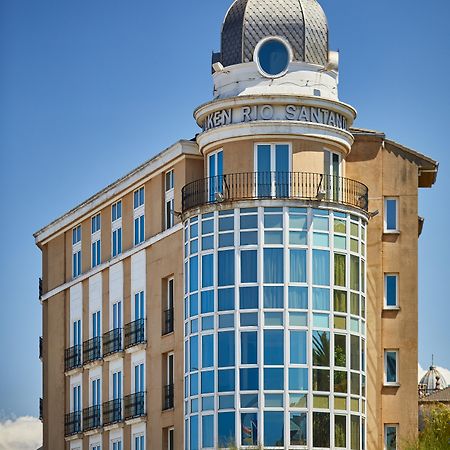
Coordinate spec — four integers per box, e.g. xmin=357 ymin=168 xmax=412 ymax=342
xmin=241 ymin=413 xmax=258 ymax=446
xmin=290 ymin=412 xmax=307 ymax=445
xmin=264 ymin=411 xmax=284 ymax=447
xmin=264 ymin=248 xmax=284 ymax=283
xmin=218 ymin=331 xmax=235 ymax=367
xmin=313 ymin=412 xmax=330 ymax=447
xmin=264 ymin=330 xmax=284 ymax=365
xmin=290 ymin=330 xmax=307 ymax=364
xmin=335 ymin=415 xmax=347 ymax=448
xmin=218 ymin=412 xmax=235 ymax=448
xmin=313 ymin=331 xmax=330 ymax=366
xmin=335 ymin=334 xmax=347 ymax=367
xmin=313 ymin=369 xmax=330 ymax=391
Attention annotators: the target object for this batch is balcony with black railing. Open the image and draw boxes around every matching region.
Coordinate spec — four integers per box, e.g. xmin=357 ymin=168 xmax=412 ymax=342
xmin=162 ymin=384 xmax=174 ymax=411
xmin=182 ymin=172 xmax=369 ymax=213
xmin=39 ymin=397 xmax=43 ymax=422
xmin=39 ymin=336 xmax=43 ymax=360
xmin=83 ymin=405 xmax=101 ymax=432
xmin=65 ymin=345 xmax=82 ymax=372
xmin=64 ymin=411 xmax=81 ymax=436
xmin=103 ymin=328 xmax=122 ymax=357
xmin=124 ymin=319 xmax=146 ymax=349
xmin=162 ymin=308 xmax=174 ymax=336
xmin=124 ymin=392 xmax=146 ymax=420
xmin=103 ymin=399 xmax=122 ymax=426
xmin=83 ymin=336 xmax=101 ymax=365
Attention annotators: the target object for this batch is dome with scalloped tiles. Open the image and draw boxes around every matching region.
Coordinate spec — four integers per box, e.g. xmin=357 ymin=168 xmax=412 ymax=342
xmin=220 ymin=0 xmax=329 ymax=68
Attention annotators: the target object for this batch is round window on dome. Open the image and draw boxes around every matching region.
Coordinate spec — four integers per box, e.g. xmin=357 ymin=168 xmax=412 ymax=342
xmin=255 ymin=37 xmax=292 ymax=78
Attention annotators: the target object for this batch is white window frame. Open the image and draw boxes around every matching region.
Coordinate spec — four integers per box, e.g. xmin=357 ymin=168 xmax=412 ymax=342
xmin=384 ymin=197 xmax=399 ymax=233
xmin=384 ymin=424 xmax=398 ymax=450
xmin=167 ymin=352 xmax=174 ymax=385
xmin=72 ymin=225 xmax=82 ymax=245
xmin=134 ymin=214 xmax=145 ymax=246
xmin=167 ymin=278 xmax=174 ymax=310
xmin=72 ymin=225 xmax=82 ymax=279
xmin=384 ymin=349 xmax=399 ymax=386
xmin=133 ymin=434 xmax=145 ymax=450
xmin=168 ymin=428 xmax=174 ymax=450
xmin=111 ymin=440 xmax=122 ymax=450
xmin=133 ymin=187 xmax=145 ymax=210
xmin=91 ymin=239 xmax=101 ymax=268
xmin=207 ymin=149 xmax=223 ymax=178
xmin=384 ymin=273 xmax=399 ymax=309
xmin=91 ymin=213 xmax=101 ymax=234
xmin=111 ymin=200 xmax=122 ymax=223
xmin=253 ymin=142 xmax=292 ymax=197
xmin=165 ymin=169 xmax=175 ymax=230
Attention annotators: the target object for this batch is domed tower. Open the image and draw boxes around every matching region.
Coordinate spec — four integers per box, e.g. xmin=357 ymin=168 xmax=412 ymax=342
xmin=182 ymin=0 xmax=368 ymax=448
xmin=420 ymin=361 xmax=448 ymax=396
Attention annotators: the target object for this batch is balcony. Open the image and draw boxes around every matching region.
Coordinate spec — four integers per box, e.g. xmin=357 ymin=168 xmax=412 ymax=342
xmin=83 ymin=405 xmax=101 ymax=432
xmin=64 ymin=411 xmax=81 ymax=436
xmin=124 ymin=392 xmax=146 ymax=421
xmin=39 ymin=336 xmax=43 ymax=360
xmin=124 ymin=319 xmax=146 ymax=349
xmin=103 ymin=328 xmax=122 ymax=357
xmin=39 ymin=397 xmax=43 ymax=422
xmin=162 ymin=308 xmax=174 ymax=336
xmin=64 ymin=345 xmax=82 ymax=372
xmin=103 ymin=399 xmax=122 ymax=427
xmin=162 ymin=384 xmax=174 ymax=411
xmin=83 ymin=337 xmax=101 ymax=365
xmin=182 ymin=172 xmax=369 ymax=213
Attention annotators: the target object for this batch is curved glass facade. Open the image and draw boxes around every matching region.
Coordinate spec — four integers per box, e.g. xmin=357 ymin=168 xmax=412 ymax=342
xmin=184 ymin=205 xmax=367 ymax=449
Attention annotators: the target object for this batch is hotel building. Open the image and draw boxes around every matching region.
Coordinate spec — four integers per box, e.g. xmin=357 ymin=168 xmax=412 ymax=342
xmin=34 ymin=0 xmax=439 ymax=449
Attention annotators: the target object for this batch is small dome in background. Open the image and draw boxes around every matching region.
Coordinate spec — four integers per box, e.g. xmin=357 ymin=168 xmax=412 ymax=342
xmin=420 ymin=363 xmax=448 ymax=395
xmin=220 ymin=0 xmax=329 ymax=68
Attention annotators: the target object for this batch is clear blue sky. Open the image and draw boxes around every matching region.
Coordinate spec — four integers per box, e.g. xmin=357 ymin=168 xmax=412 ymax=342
xmin=0 ymin=0 xmax=449 ymax=418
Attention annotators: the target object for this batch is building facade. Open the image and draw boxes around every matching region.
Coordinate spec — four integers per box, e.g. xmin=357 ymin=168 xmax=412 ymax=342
xmin=35 ymin=1 xmax=438 ymax=449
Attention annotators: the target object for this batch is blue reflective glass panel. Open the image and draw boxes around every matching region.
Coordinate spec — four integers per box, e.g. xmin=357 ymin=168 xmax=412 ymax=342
xmin=264 ymin=368 xmax=284 ymax=391
xmin=189 ymin=294 xmax=198 ymax=317
xmin=219 ymin=233 xmax=234 ymax=248
xmin=202 ymin=254 xmax=213 ymax=287
xmin=240 ymin=313 xmax=258 ymax=327
xmin=386 ymin=199 xmax=397 ymax=230
xmin=202 ymin=235 xmax=214 ymax=250
xmin=190 ymin=415 xmax=198 ymax=450
xmin=241 ymin=332 xmax=257 ymax=364
xmin=218 ymin=288 xmax=234 ymax=311
xmin=240 ymin=231 xmax=258 ymax=245
xmin=288 ymin=287 xmax=308 ymax=309
xmin=241 ymin=413 xmax=258 ymax=446
xmin=386 ymin=275 xmax=398 ymax=307
xmin=240 ymin=287 xmax=259 ymax=309
xmin=290 ymin=250 xmax=307 ymax=283
xmin=218 ymin=331 xmax=235 ymax=367
xmin=202 ymin=334 xmax=214 ymax=368
xmin=264 ymin=286 xmax=284 ymax=309
xmin=189 ymin=256 xmax=198 ymax=292
xmin=264 ymin=330 xmax=284 ymax=365
xmin=202 ymin=415 xmax=214 ymax=447
xmin=218 ymin=412 xmax=235 ymax=448
xmin=313 ymin=288 xmax=330 ymax=311
xmin=218 ymin=369 xmax=235 ymax=392
xmin=289 ymin=368 xmax=308 ymax=390
xmin=240 ymin=215 xmax=258 ymax=229
xmin=190 ymin=373 xmax=198 ymax=396
xmin=218 ymin=250 xmax=235 ymax=286
xmin=264 ymin=411 xmax=285 ymax=446
xmin=290 ymin=331 xmax=307 ymax=364
xmin=240 ymin=368 xmax=259 ymax=391
xmin=264 ymin=249 xmax=284 ymax=283
xmin=190 ymin=335 xmax=198 ymax=371
xmin=201 ymin=370 xmax=214 ymax=394
xmin=241 ymin=250 xmax=257 ymax=283
xmin=201 ymin=290 xmax=214 ymax=314
xmin=312 ymin=250 xmax=330 ymax=286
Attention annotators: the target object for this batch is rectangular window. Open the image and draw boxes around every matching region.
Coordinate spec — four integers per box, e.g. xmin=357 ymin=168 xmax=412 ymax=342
xmin=264 ymin=330 xmax=284 ymax=365
xmin=91 ymin=213 xmax=101 ymax=234
xmin=208 ymin=150 xmax=223 ymax=202
xmin=384 ymin=274 xmax=398 ymax=308
xmin=290 ymin=330 xmax=307 ymax=364
xmin=218 ymin=250 xmax=235 ymax=286
xmin=91 ymin=378 xmax=101 ymax=406
xmin=165 ymin=170 xmax=175 ymax=230
xmin=264 ymin=411 xmax=284 ymax=447
xmin=112 ymin=228 xmax=122 ymax=257
xmin=202 ymin=415 xmax=214 ymax=447
xmin=264 ymin=248 xmax=284 ymax=283
xmin=290 ymin=249 xmax=307 ymax=283
xmin=112 ymin=441 xmax=122 ymax=450
xmin=241 ymin=250 xmax=257 ymax=283
xmin=92 ymin=239 xmax=101 ymax=267
xmin=134 ymin=363 xmax=145 ymax=393
xmin=73 ymin=319 xmax=81 ymax=346
xmin=241 ymin=331 xmax=257 ymax=364
xmin=112 ymin=371 xmax=122 ymax=400
xmin=134 ymin=291 xmax=145 ymax=320
xmin=384 ymin=350 xmax=398 ymax=385
xmin=241 ymin=412 xmax=258 ymax=446
xmin=313 ymin=412 xmax=330 ymax=447
xmin=385 ymin=424 xmax=398 ymax=450
xmin=92 ymin=311 xmax=101 ymax=338
xmin=72 ymin=225 xmax=81 ymax=245
xmin=134 ymin=435 xmax=145 ymax=450
xmin=112 ymin=200 xmax=122 ymax=222
xmin=134 ymin=215 xmax=145 ymax=245
xmin=290 ymin=412 xmax=307 ymax=446
xmin=134 ymin=187 xmax=145 ymax=209
xmin=72 ymin=250 xmax=82 ymax=278
xmin=218 ymin=331 xmax=235 ymax=367
xmin=384 ymin=197 xmax=399 ymax=232
xmin=312 ymin=250 xmax=330 ymax=286
xmin=73 ymin=384 xmax=81 ymax=412
xmin=112 ymin=301 xmax=122 ymax=329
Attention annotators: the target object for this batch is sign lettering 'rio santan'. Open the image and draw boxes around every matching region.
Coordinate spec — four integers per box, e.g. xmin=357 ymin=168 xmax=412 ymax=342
xmin=202 ymin=104 xmax=349 ymax=132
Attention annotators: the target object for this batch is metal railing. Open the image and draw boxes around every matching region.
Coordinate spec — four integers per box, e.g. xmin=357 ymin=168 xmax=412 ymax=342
xmin=39 ymin=336 xmax=43 ymax=360
xmin=64 ymin=411 xmax=81 ymax=436
xmin=162 ymin=308 xmax=174 ymax=336
xmin=83 ymin=337 xmax=101 ymax=365
xmin=124 ymin=319 xmax=146 ymax=349
xmin=83 ymin=405 xmax=101 ymax=431
xmin=103 ymin=399 xmax=122 ymax=426
xmin=124 ymin=392 xmax=146 ymax=420
xmin=64 ymin=345 xmax=82 ymax=372
xmin=182 ymin=172 xmax=369 ymax=213
xmin=163 ymin=384 xmax=174 ymax=410
xmin=103 ymin=328 xmax=122 ymax=357
xmin=39 ymin=397 xmax=43 ymax=422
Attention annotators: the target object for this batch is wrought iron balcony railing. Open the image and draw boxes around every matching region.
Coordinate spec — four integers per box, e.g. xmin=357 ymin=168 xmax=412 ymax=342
xmin=162 ymin=308 xmax=174 ymax=336
xmin=124 ymin=392 xmax=146 ymax=420
xmin=103 ymin=328 xmax=122 ymax=357
xmin=39 ymin=336 xmax=43 ymax=360
xmin=64 ymin=345 xmax=82 ymax=372
xmin=39 ymin=397 xmax=43 ymax=422
xmin=124 ymin=319 xmax=146 ymax=349
xmin=163 ymin=384 xmax=174 ymax=410
xmin=83 ymin=405 xmax=101 ymax=431
xmin=83 ymin=337 xmax=101 ymax=365
xmin=103 ymin=399 xmax=122 ymax=426
xmin=64 ymin=411 xmax=81 ymax=436
xmin=182 ymin=172 xmax=369 ymax=213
